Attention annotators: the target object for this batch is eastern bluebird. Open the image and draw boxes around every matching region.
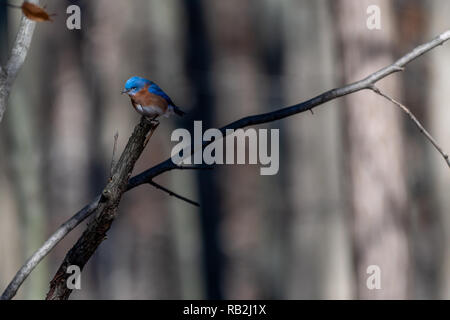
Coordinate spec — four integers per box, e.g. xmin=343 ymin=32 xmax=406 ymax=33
xmin=122 ymin=76 xmax=185 ymax=119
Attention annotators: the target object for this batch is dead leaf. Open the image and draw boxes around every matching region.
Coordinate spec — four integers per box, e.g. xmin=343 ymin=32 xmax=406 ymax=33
xmin=21 ymin=1 xmax=54 ymax=22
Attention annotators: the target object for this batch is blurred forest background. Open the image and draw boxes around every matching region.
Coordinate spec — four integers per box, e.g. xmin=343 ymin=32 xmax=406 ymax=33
xmin=0 ymin=0 xmax=449 ymax=299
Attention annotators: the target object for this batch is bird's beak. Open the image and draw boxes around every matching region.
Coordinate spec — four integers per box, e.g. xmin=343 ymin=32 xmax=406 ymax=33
xmin=121 ymin=89 xmax=129 ymax=95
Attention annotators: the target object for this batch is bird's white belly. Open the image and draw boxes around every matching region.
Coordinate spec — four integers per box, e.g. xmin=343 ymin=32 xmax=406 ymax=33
xmin=136 ymin=104 xmax=164 ymax=117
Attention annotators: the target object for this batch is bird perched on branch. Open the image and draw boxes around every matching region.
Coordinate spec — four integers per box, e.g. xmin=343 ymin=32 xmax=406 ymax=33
xmin=122 ymin=76 xmax=185 ymax=121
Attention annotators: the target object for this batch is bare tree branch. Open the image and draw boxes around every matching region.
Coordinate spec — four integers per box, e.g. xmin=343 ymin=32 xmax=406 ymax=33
xmin=149 ymin=180 xmax=200 ymax=207
xmin=370 ymin=85 xmax=450 ymax=168
xmin=126 ymin=30 xmax=450 ymax=190
xmin=45 ymin=117 xmax=159 ymax=300
xmin=2 ymin=29 xmax=450 ymax=300
xmin=0 ymin=0 xmax=39 ymax=123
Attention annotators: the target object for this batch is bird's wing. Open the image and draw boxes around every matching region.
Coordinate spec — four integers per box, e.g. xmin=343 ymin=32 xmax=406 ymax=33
xmin=148 ymin=83 xmax=176 ymax=106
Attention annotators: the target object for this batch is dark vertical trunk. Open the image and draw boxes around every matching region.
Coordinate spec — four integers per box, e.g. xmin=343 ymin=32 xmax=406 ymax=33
xmin=257 ymin=1 xmax=288 ymax=299
xmin=184 ymin=0 xmax=223 ymax=299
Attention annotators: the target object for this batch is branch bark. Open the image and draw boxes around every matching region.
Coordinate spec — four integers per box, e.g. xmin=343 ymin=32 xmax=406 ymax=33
xmin=1 ymin=29 xmax=450 ymax=300
xmin=0 ymin=0 xmax=39 ymax=123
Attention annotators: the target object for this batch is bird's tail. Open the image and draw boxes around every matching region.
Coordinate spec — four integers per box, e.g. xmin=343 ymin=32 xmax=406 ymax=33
xmin=170 ymin=105 xmax=186 ymax=117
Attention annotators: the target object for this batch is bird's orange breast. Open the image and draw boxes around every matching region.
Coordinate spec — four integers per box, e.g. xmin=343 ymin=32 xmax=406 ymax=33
xmin=132 ymin=85 xmax=168 ymax=112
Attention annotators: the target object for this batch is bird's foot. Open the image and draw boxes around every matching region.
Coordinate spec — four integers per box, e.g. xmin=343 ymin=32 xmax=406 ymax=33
xmin=144 ymin=116 xmax=159 ymax=127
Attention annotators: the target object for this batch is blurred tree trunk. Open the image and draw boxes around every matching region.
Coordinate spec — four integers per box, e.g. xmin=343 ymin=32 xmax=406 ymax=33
xmin=0 ymin=4 xmax=21 ymax=297
xmin=44 ymin=0 xmax=96 ymax=299
xmin=150 ymin=0 xmax=204 ymax=300
xmin=336 ymin=0 xmax=410 ymax=299
xmin=428 ymin=0 xmax=450 ymax=299
xmin=2 ymin=10 xmax=48 ymax=299
xmin=205 ymin=0 xmax=265 ymax=299
xmin=394 ymin=0 xmax=443 ymax=299
xmin=281 ymin=0 xmax=351 ymax=299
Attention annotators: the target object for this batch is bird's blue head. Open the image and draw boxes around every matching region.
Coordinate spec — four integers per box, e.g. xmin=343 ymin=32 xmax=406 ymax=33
xmin=122 ymin=76 xmax=151 ymax=96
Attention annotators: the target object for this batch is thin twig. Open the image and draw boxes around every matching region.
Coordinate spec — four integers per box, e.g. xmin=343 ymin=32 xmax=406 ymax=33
xmin=109 ymin=131 xmax=119 ymax=177
xmin=2 ymin=29 xmax=450 ymax=300
xmin=149 ymin=180 xmax=200 ymax=207
xmin=370 ymin=85 xmax=450 ymax=168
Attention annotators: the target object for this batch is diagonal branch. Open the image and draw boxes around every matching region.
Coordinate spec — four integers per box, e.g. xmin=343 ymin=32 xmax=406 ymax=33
xmin=126 ymin=30 xmax=450 ymax=190
xmin=0 ymin=0 xmax=39 ymax=123
xmin=370 ymin=85 xmax=450 ymax=168
xmin=2 ymin=29 xmax=450 ymax=300
xmin=149 ymin=180 xmax=200 ymax=207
